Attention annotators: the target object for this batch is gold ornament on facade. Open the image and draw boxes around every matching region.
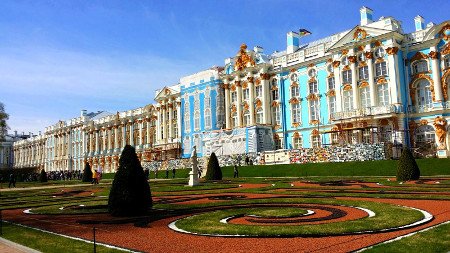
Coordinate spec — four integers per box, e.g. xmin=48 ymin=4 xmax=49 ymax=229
xmin=271 ymin=101 xmax=279 ymax=107
xmin=311 ymin=129 xmax=320 ymax=136
xmin=433 ymin=116 xmax=448 ymax=149
xmin=358 ymin=61 xmax=367 ymax=67
xmin=289 ymin=97 xmax=300 ymax=104
xmin=409 ymin=73 xmax=435 ymax=102
xmin=230 ymin=84 xmax=236 ymax=92
xmin=308 ymin=63 xmax=315 ymax=68
xmin=293 ymin=132 xmax=300 ymax=138
xmin=306 ymin=94 xmax=318 ymax=101
xmin=353 ymin=28 xmax=368 ymax=41
xmin=255 ymin=99 xmax=263 ymax=108
xmin=386 ymin=47 xmax=399 ymax=55
xmin=308 ymin=77 xmax=316 ymax=83
xmin=327 ymin=90 xmax=336 ymax=96
xmin=342 ymin=49 xmax=349 ymax=55
xmin=357 ymin=45 xmax=365 ymax=52
xmin=310 ymin=119 xmax=320 ymax=125
xmin=342 ymin=65 xmax=351 ymax=71
xmin=271 ymin=84 xmax=278 ymax=91
xmin=359 ymin=81 xmax=369 ymax=88
xmin=441 ymin=69 xmax=449 ymax=100
xmin=242 ymin=82 xmax=248 ymax=89
xmin=327 ymin=73 xmax=334 ymax=78
xmin=260 ymin=73 xmax=271 ymax=80
xmin=255 ymin=78 xmax=261 ymax=85
xmin=234 ymin=44 xmax=256 ymax=71
xmin=274 ymin=125 xmax=281 ymax=130
xmin=419 ymin=119 xmax=428 ymax=126
xmin=411 ymin=52 xmax=429 ymax=62
xmin=373 ymin=40 xmax=382 ymax=47
xmin=364 ymin=51 xmax=373 ymax=59
xmin=348 ymin=56 xmax=357 ymax=63
xmin=375 ymin=58 xmax=385 ymax=63
xmin=243 ymin=102 xmax=249 ymax=110
xmin=438 ymin=23 xmax=450 ymax=41
xmin=290 ymin=68 xmax=297 ymax=72
xmin=327 ymin=58 xmax=333 ymax=63
xmin=377 ymin=77 xmax=387 ymax=85
xmin=343 ymin=84 xmax=352 ymax=91
xmin=428 ymin=51 xmax=439 ymax=59
xmin=332 ymin=60 xmax=340 ymax=68
xmin=442 ymin=43 xmax=450 ymax=56
xmin=291 ymin=81 xmax=299 ymax=87
xmin=247 ymin=76 xmax=254 ymax=83
xmin=235 ymin=81 xmax=241 ymax=87
xmin=220 ymin=83 xmax=229 ymax=89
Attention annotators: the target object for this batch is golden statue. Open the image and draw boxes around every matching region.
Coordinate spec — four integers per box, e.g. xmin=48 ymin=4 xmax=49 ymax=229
xmin=433 ymin=116 xmax=448 ymax=150
xmin=234 ymin=44 xmax=255 ymax=71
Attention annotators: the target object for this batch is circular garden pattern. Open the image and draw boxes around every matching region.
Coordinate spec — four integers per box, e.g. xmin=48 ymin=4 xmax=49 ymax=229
xmin=169 ymin=198 xmax=432 ymax=237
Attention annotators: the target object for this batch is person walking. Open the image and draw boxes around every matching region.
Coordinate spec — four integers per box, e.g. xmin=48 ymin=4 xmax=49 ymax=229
xmin=172 ymin=167 xmax=176 ymax=178
xmin=92 ymin=170 xmax=97 ymax=184
xmin=165 ymin=168 xmax=169 ymax=179
xmin=8 ymin=173 xmax=16 ymax=188
xmin=233 ymin=165 xmax=239 ymax=178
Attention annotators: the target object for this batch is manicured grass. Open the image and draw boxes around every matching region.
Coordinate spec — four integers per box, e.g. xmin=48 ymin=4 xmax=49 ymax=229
xmin=0 ymin=221 xmax=126 ymax=253
xmin=221 ymin=158 xmax=450 ymax=178
xmin=174 ymin=198 xmax=425 ymax=237
xmin=365 ymin=221 xmax=450 ymax=252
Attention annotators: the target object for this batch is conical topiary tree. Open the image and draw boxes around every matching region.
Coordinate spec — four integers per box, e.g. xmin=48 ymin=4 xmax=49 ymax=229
xmin=82 ymin=163 xmax=93 ymax=182
xmin=397 ymin=148 xmax=420 ymax=181
xmin=205 ymin=152 xmax=222 ymax=180
xmin=39 ymin=169 xmax=47 ymax=183
xmin=108 ymin=145 xmax=152 ymax=216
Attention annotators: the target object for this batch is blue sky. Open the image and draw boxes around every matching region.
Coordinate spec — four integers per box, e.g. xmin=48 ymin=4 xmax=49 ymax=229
xmin=1 ymin=0 xmax=449 ymax=134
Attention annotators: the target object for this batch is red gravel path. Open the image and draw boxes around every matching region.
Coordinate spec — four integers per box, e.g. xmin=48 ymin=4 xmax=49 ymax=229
xmin=4 ymin=195 xmax=450 ymax=253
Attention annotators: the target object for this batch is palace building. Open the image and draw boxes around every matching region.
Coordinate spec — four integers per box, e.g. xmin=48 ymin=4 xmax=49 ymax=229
xmin=13 ymin=7 xmax=450 ymax=172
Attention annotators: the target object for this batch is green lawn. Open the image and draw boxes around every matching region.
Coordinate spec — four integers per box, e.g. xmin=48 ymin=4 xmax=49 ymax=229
xmin=365 ymin=221 xmax=450 ymax=252
xmin=0 ymin=222 xmax=126 ymax=253
xmin=221 ymin=158 xmax=450 ymax=177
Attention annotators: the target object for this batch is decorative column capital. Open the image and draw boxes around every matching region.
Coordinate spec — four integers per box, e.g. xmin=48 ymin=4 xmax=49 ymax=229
xmin=386 ymin=47 xmax=399 ymax=55
xmin=428 ymin=51 xmax=439 ymax=59
xmin=348 ymin=56 xmax=357 ymax=63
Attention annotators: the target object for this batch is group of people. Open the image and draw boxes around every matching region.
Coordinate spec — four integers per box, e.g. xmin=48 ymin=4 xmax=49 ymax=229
xmin=91 ymin=169 xmax=101 ymax=184
xmin=2 ymin=170 xmax=85 ymax=188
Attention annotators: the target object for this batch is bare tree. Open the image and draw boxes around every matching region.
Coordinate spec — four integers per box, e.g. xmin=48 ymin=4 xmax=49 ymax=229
xmin=0 ymin=102 xmax=9 ymax=141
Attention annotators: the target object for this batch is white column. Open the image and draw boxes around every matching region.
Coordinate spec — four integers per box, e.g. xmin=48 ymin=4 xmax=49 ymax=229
xmin=130 ymin=122 xmax=134 ymax=146
xmin=333 ymin=59 xmax=343 ymax=112
xmin=162 ymin=105 xmax=167 ymax=142
xmin=156 ymin=110 xmax=161 ymax=142
xmin=261 ymin=74 xmax=271 ymax=124
xmin=95 ymin=130 xmax=99 ymax=154
xmin=248 ymin=76 xmax=255 ymax=125
xmin=108 ymin=128 xmax=112 ymax=150
xmin=366 ymin=51 xmax=376 ymax=107
xmin=176 ymin=102 xmax=181 ymax=139
xmin=387 ymin=49 xmax=400 ymax=104
xmin=139 ymin=120 xmax=143 ymax=146
xmin=236 ymin=81 xmax=243 ymax=127
xmin=224 ymin=84 xmax=231 ymax=129
xmin=146 ymin=119 xmax=151 ymax=145
xmin=114 ymin=126 xmax=119 ymax=149
xmin=168 ymin=103 xmax=173 ymax=140
xmin=122 ymin=124 xmax=126 ymax=147
xmin=350 ymin=57 xmax=359 ymax=109
xmin=429 ymin=48 xmax=443 ymax=102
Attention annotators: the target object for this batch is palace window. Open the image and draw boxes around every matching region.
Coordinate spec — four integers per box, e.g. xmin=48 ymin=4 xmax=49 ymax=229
xmin=217 ymin=106 xmax=224 ymax=127
xmin=358 ymin=66 xmax=369 ymax=80
xmin=291 ymin=103 xmax=301 ymax=123
xmin=293 ymin=135 xmax=303 ymax=149
xmin=173 ymin=110 xmax=177 ymax=120
xmin=444 ymin=56 xmax=450 ymax=68
xmin=377 ymin=83 xmax=389 ymax=106
xmin=194 ymin=111 xmax=200 ymax=130
xmin=342 ymin=69 xmax=352 ymax=83
xmin=327 ymin=64 xmax=333 ymax=73
xmin=311 ymin=135 xmax=321 ymax=148
xmin=291 ymin=86 xmax=299 ymax=97
xmin=255 ymin=85 xmax=262 ymax=98
xmin=274 ymin=138 xmax=282 ymax=150
xmin=309 ymin=81 xmax=318 ymax=94
xmin=309 ymin=99 xmax=319 ymax=121
xmin=359 ymin=86 xmax=371 ymax=108
xmin=256 ymin=108 xmax=264 ymax=124
xmin=272 ymin=106 xmax=281 ymax=125
xmin=331 ymin=132 xmax=339 ymax=145
xmin=243 ymin=110 xmax=250 ymax=126
xmin=358 ymin=52 xmax=366 ymax=62
xmin=342 ymin=57 xmax=349 ymax=66
xmin=204 ymin=109 xmax=211 ymax=129
xmin=329 ymin=96 xmax=336 ymax=116
xmin=243 ymin=88 xmax=249 ymax=100
xmin=308 ymin=68 xmax=317 ymax=77
xmin=374 ymin=47 xmax=385 ymax=58
xmin=272 ymin=89 xmax=279 ymax=100
xmin=328 ymin=77 xmax=335 ymax=90
xmin=362 ymin=129 xmax=371 ymax=143
xmin=415 ymin=125 xmax=435 ymax=144
xmin=205 ymin=95 xmax=211 ymax=108
xmin=231 ymin=91 xmax=237 ymax=103
xmin=232 ymin=112 xmax=238 ymax=128
xmin=375 ymin=62 xmax=387 ymax=77
xmin=416 ymin=79 xmax=432 ymax=108
xmin=174 ymin=123 xmax=178 ymax=138
xmin=290 ymin=73 xmax=298 ymax=82
xmin=413 ymin=60 xmax=428 ymax=74
xmin=343 ymin=90 xmax=353 ymax=111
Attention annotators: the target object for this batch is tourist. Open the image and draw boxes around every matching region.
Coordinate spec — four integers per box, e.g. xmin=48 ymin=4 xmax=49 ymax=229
xmin=233 ymin=165 xmax=239 ymax=178
xmin=165 ymin=168 xmax=169 ymax=179
xmin=172 ymin=167 xmax=176 ymax=178
xmin=8 ymin=173 xmax=16 ymax=188
xmin=245 ymin=156 xmax=249 ymax=165
xmin=92 ymin=170 xmax=97 ymax=184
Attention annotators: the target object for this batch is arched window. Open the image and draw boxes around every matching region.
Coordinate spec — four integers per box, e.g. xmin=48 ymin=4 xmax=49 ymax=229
xmin=255 ymin=85 xmax=262 ymax=98
xmin=374 ymin=47 xmax=385 ymax=58
xmin=358 ymin=52 xmax=366 ymax=62
xmin=416 ymin=79 xmax=432 ymax=108
xmin=272 ymin=106 xmax=281 ymax=125
xmin=194 ymin=111 xmax=200 ymax=130
xmin=329 ymin=96 xmax=336 ymax=116
xmin=308 ymin=68 xmax=317 ymax=77
xmin=327 ymin=64 xmax=333 ymax=73
xmin=272 ymin=89 xmax=279 ymax=100
xmin=232 ymin=112 xmax=238 ymax=128
xmin=309 ymin=81 xmax=318 ymax=94
xmin=311 ymin=135 xmax=321 ymax=148
xmin=290 ymin=73 xmax=298 ymax=82
xmin=343 ymin=90 xmax=353 ymax=111
xmin=327 ymin=77 xmax=335 ymax=90
xmin=342 ymin=57 xmax=349 ymax=66
xmin=293 ymin=135 xmax=302 ymax=149
xmin=243 ymin=88 xmax=249 ymax=100
xmin=243 ymin=110 xmax=250 ymax=126
xmin=309 ymin=100 xmax=319 ymax=121
xmin=375 ymin=61 xmax=387 ymax=77
xmin=359 ymin=86 xmax=371 ymax=108
xmin=291 ymin=103 xmax=301 ymax=123
xmin=204 ymin=109 xmax=211 ymax=129
xmin=377 ymin=83 xmax=389 ymax=106
xmin=256 ymin=108 xmax=264 ymax=124
xmin=184 ymin=113 xmax=190 ymax=132
xmin=413 ymin=60 xmax=428 ymax=74
xmin=231 ymin=91 xmax=237 ymax=103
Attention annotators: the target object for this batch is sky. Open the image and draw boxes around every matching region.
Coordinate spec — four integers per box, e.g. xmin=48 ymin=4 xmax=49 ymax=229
xmin=1 ymin=0 xmax=450 ymax=134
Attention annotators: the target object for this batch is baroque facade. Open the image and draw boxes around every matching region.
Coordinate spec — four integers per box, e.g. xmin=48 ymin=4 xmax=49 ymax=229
xmin=13 ymin=7 xmax=450 ymax=172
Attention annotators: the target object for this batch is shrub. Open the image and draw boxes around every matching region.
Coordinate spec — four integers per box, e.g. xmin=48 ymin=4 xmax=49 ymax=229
xmin=108 ymin=145 xmax=152 ymax=216
xmin=397 ymin=148 xmax=420 ymax=181
xmin=205 ymin=152 xmax=222 ymax=180
xmin=39 ymin=169 xmax=47 ymax=183
xmin=82 ymin=163 xmax=93 ymax=182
